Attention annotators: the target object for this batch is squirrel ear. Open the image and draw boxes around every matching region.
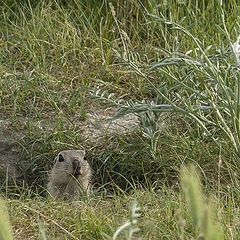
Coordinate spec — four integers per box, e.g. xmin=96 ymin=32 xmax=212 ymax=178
xmin=58 ymin=154 xmax=64 ymax=162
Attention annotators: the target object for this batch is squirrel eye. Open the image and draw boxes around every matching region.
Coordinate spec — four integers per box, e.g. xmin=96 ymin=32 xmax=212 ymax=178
xmin=58 ymin=154 xmax=64 ymax=162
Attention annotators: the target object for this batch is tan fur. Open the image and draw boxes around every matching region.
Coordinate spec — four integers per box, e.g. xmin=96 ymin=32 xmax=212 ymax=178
xmin=47 ymin=150 xmax=92 ymax=200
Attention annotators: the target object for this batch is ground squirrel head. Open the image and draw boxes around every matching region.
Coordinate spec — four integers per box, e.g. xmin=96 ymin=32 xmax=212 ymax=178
xmin=50 ymin=150 xmax=90 ymax=184
xmin=47 ymin=150 xmax=92 ymax=199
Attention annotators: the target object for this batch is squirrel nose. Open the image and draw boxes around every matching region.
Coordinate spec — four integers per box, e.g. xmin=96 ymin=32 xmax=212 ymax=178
xmin=72 ymin=160 xmax=80 ymax=172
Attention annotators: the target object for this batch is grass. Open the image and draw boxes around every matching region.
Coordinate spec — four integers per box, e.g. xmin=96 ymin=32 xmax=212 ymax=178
xmin=1 ymin=0 xmax=240 ymax=239
xmin=4 ymin=182 xmax=240 ymax=239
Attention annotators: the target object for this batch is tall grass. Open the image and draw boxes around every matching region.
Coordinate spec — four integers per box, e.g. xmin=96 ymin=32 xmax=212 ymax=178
xmin=1 ymin=0 xmax=239 ymax=72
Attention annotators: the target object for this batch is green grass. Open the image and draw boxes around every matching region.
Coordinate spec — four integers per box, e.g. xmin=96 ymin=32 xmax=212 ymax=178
xmin=1 ymin=0 xmax=240 ymax=239
xmin=3 ymin=182 xmax=240 ymax=239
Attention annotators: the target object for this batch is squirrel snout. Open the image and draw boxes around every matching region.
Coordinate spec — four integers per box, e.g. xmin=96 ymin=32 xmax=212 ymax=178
xmin=72 ymin=160 xmax=81 ymax=176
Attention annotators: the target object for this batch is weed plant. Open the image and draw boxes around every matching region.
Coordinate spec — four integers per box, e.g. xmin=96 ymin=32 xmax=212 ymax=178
xmin=92 ymin=3 xmax=240 ymax=163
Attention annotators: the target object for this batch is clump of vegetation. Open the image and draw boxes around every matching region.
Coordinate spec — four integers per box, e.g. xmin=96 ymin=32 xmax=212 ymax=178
xmin=93 ymin=3 xmax=240 ymax=161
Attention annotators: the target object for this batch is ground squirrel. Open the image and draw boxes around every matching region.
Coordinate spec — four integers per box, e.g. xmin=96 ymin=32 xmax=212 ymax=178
xmin=47 ymin=150 xmax=92 ymax=199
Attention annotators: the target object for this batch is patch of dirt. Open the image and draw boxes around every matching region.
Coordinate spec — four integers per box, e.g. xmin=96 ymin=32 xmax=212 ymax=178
xmin=81 ymin=107 xmax=139 ymax=143
xmin=0 ymin=120 xmax=23 ymax=183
